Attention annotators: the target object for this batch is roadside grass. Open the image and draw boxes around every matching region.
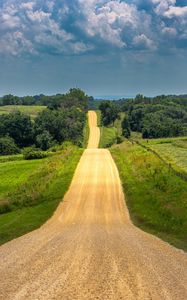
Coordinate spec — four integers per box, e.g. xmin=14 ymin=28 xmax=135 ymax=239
xmin=99 ymin=126 xmax=117 ymax=148
xmin=83 ymin=114 xmax=90 ymax=148
xmin=0 ymin=145 xmax=83 ymax=245
xmin=114 ymin=112 xmax=125 ymax=136
xmin=0 ymin=105 xmax=46 ymax=119
xmin=96 ymin=110 xmax=101 ymax=126
xmin=110 ymin=141 xmax=187 ymax=251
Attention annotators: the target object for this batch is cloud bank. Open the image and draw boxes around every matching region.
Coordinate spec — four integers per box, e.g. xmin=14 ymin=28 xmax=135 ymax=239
xmin=0 ymin=0 xmax=187 ymax=56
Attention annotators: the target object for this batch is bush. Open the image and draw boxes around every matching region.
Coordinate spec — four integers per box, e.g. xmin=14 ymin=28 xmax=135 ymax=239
xmin=116 ymin=135 xmax=123 ymax=144
xmin=36 ymin=130 xmax=54 ymax=150
xmin=23 ymin=147 xmax=48 ymax=160
xmin=0 ymin=136 xmax=20 ymax=155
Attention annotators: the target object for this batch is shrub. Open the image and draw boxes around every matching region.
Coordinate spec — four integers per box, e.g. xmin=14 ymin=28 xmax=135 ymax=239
xmin=116 ymin=135 xmax=123 ymax=144
xmin=36 ymin=130 xmax=55 ymax=150
xmin=23 ymin=147 xmax=48 ymax=160
xmin=0 ymin=136 xmax=20 ymax=155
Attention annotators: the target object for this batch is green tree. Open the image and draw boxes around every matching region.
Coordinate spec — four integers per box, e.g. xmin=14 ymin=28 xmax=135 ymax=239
xmin=0 ymin=136 xmax=20 ymax=155
xmin=99 ymin=101 xmax=119 ymax=126
xmin=121 ymin=116 xmax=131 ymax=138
xmin=34 ymin=107 xmax=86 ymax=145
xmin=36 ymin=131 xmax=54 ymax=150
xmin=2 ymin=94 xmax=22 ymax=105
xmin=0 ymin=112 xmax=34 ymax=147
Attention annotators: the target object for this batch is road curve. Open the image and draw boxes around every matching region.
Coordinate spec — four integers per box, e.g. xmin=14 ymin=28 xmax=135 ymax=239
xmin=0 ymin=111 xmax=187 ymax=300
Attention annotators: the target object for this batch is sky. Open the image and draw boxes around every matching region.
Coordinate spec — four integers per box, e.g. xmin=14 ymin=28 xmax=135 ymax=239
xmin=0 ymin=0 xmax=187 ymax=97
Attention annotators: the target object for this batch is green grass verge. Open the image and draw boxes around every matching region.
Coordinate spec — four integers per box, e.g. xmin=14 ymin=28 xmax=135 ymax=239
xmin=0 ymin=105 xmax=46 ymax=119
xmin=110 ymin=141 xmax=187 ymax=251
xmin=82 ymin=113 xmax=90 ymax=148
xmin=99 ymin=126 xmax=117 ymax=148
xmin=0 ymin=145 xmax=83 ymax=245
xmin=96 ymin=110 xmax=101 ymax=126
xmin=114 ymin=112 xmax=125 ymax=136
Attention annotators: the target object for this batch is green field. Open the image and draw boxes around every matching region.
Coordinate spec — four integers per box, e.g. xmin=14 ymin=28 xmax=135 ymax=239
xmin=0 ymin=145 xmax=83 ymax=245
xmin=99 ymin=126 xmax=117 ymax=148
xmin=0 ymin=105 xmax=46 ymax=119
xmin=0 ymin=154 xmax=23 ymax=163
xmin=0 ymin=159 xmax=44 ymax=197
xmin=139 ymin=137 xmax=187 ymax=175
xmin=111 ymin=141 xmax=187 ymax=251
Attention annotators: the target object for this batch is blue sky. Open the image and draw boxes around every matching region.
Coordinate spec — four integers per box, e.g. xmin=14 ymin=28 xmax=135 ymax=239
xmin=0 ymin=0 xmax=187 ymax=97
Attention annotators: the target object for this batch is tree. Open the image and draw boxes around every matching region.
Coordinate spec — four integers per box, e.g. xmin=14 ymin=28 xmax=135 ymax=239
xmin=2 ymin=94 xmax=22 ymax=105
xmin=36 ymin=131 xmax=54 ymax=150
xmin=121 ymin=116 xmax=131 ymax=138
xmin=99 ymin=101 xmax=119 ymax=126
xmin=0 ymin=136 xmax=20 ymax=155
xmin=0 ymin=112 xmax=34 ymax=147
xmin=34 ymin=107 xmax=86 ymax=145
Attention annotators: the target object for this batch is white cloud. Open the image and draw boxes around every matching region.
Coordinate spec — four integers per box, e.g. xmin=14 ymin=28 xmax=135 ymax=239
xmin=0 ymin=31 xmax=35 ymax=56
xmin=152 ymin=0 xmax=176 ymax=15
xmin=1 ymin=13 xmax=20 ymax=29
xmin=133 ymin=34 xmax=157 ymax=50
xmin=164 ymin=6 xmax=187 ymax=18
xmin=77 ymin=0 xmax=152 ymax=48
xmin=20 ymin=2 xmax=35 ymax=11
xmin=161 ymin=26 xmax=177 ymax=36
xmin=0 ymin=0 xmax=186 ymax=57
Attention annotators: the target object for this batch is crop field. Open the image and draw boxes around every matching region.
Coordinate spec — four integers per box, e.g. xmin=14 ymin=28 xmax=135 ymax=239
xmin=140 ymin=137 xmax=187 ymax=174
xmin=0 ymin=105 xmax=46 ymax=119
xmin=111 ymin=141 xmax=187 ymax=251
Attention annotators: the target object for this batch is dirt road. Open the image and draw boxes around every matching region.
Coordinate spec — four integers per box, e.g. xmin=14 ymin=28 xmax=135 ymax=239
xmin=0 ymin=111 xmax=187 ymax=300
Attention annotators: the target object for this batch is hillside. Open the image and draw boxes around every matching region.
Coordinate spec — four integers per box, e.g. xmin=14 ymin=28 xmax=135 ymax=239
xmin=0 ymin=105 xmax=46 ymax=119
xmin=0 ymin=111 xmax=186 ymax=300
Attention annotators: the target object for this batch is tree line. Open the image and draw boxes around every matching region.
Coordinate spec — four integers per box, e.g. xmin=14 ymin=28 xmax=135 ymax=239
xmin=0 ymin=89 xmax=89 ymax=155
xmin=0 ymin=88 xmax=92 ymax=110
xmin=99 ymin=94 xmax=187 ymax=139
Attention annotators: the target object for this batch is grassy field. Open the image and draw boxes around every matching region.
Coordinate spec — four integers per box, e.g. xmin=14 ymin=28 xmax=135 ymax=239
xmin=0 ymin=154 xmax=23 ymax=163
xmin=99 ymin=126 xmax=117 ymax=148
xmin=0 ymin=159 xmax=45 ymax=199
xmin=111 ymin=141 xmax=187 ymax=251
xmin=138 ymin=137 xmax=187 ymax=175
xmin=0 ymin=105 xmax=46 ymax=119
xmin=0 ymin=145 xmax=83 ymax=245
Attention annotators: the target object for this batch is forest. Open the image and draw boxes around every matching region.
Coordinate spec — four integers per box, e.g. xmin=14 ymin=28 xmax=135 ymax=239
xmin=99 ymin=94 xmax=187 ymax=139
xmin=0 ymin=88 xmax=89 ymax=156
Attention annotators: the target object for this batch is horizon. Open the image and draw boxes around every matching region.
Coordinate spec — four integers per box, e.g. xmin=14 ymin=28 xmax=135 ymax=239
xmin=1 ymin=91 xmax=187 ymax=100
